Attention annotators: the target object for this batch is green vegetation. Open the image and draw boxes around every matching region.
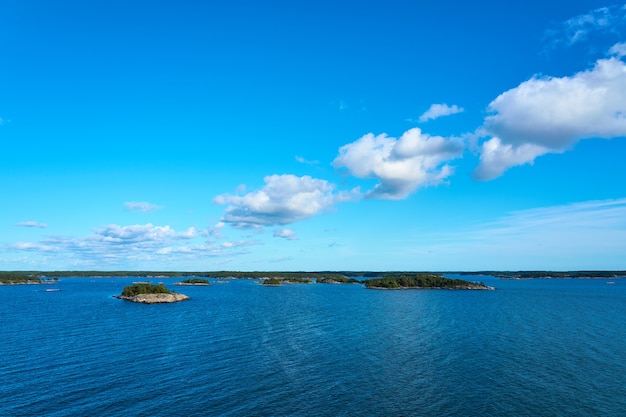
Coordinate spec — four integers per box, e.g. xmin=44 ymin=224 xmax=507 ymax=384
xmin=11 ymin=270 xmax=351 ymax=280
xmin=364 ymin=274 xmax=489 ymax=289
xmin=121 ymin=283 xmax=172 ymax=297
xmin=177 ymin=278 xmax=211 ymax=285
xmin=0 ymin=271 xmax=42 ymax=284
xmin=3 ymin=270 xmax=623 ymax=285
xmin=460 ymin=271 xmax=626 ymax=279
xmin=263 ymin=278 xmax=282 ymax=286
xmin=317 ymin=276 xmax=361 ymax=284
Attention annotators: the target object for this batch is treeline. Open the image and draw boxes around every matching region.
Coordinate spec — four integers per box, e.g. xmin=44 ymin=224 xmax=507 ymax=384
xmin=317 ymin=276 xmax=361 ymax=284
xmin=177 ymin=278 xmax=211 ymax=285
xmin=0 ymin=271 xmax=41 ymax=283
xmin=121 ymin=283 xmax=172 ymax=297
xmin=364 ymin=274 xmax=488 ymax=289
xmin=37 ymin=271 xmax=198 ymax=278
xmin=17 ymin=271 xmax=351 ymax=280
xmin=461 ymin=271 xmax=626 ymax=279
xmin=4 ymin=270 xmax=624 ymax=282
xmin=203 ymin=271 xmax=346 ymax=280
xmin=262 ymin=277 xmax=315 ymax=285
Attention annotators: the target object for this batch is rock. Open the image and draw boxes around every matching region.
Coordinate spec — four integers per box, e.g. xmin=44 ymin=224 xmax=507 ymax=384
xmin=115 ymin=293 xmax=189 ymax=304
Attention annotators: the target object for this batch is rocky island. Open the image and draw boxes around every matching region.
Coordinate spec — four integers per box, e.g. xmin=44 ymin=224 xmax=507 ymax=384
xmin=115 ymin=283 xmax=189 ymax=303
xmin=364 ymin=274 xmax=494 ymax=290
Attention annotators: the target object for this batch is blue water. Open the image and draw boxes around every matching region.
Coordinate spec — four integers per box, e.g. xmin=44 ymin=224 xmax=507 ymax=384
xmin=1 ymin=276 xmax=625 ymax=416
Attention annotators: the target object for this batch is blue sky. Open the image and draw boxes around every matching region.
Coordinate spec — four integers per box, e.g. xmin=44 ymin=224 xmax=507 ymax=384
xmin=2 ymin=0 xmax=626 ymax=271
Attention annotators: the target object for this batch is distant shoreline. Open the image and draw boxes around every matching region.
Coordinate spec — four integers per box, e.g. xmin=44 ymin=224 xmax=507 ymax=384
xmin=5 ymin=270 xmax=626 ymax=277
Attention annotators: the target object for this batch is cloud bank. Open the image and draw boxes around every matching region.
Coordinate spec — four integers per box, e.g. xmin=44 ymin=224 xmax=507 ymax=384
xmin=475 ymin=54 xmax=626 ymax=180
xmin=5 ymin=223 xmax=256 ymax=267
xmin=333 ymin=128 xmax=463 ymax=199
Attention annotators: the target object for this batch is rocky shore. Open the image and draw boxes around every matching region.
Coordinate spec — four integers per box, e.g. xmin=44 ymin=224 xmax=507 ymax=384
xmin=115 ymin=293 xmax=189 ymax=304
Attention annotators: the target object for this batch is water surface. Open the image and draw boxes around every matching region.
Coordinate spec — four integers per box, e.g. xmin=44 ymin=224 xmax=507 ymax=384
xmin=1 ymin=276 xmax=625 ymax=416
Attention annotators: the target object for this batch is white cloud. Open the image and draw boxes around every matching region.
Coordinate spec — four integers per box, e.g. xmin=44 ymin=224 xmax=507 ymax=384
xmin=16 ymin=221 xmax=48 ymax=228
xmin=418 ymin=103 xmax=464 ymax=122
xmin=124 ymin=201 xmax=163 ymax=213
xmin=475 ymin=56 xmax=626 ymax=180
xmin=204 ymin=222 xmax=225 ymax=238
xmin=220 ymin=240 xmax=257 ymax=249
xmin=94 ymin=223 xmax=179 ymax=243
xmin=175 ymin=227 xmax=197 ymax=239
xmin=609 ymin=42 xmax=626 ymax=58
xmin=295 ymin=155 xmax=319 ymax=165
xmin=214 ymin=174 xmax=337 ymax=226
xmin=8 ymin=242 xmax=57 ymax=252
xmin=5 ymin=222 xmax=257 ymax=267
xmin=544 ymin=5 xmax=626 ymax=48
xmin=273 ymin=227 xmax=297 ymax=240
xmin=333 ymin=128 xmax=463 ymax=199
xmin=473 ymin=138 xmax=550 ymax=181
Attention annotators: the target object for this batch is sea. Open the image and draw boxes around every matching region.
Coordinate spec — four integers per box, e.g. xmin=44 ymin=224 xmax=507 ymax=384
xmin=1 ymin=275 xmax=625 ymax=416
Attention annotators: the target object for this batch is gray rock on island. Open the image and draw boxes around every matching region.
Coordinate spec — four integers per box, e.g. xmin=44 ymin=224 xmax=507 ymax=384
xmin=115 ymin=282 xmax=189 ymax=304
xmin=115 ymin=293 xmax=190 ymax=304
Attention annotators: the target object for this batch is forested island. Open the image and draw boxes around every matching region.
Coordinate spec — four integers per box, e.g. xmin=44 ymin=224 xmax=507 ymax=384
xmin=262 ymin=276 xmax=314 ymax=285
xmin=0 ymin=271 xmax=57 ymax=284
xmin=174 ymin=278 xmax=211 ymax=286
xmin=115 ymin=283 xmax=189 ymax=304
xmin=364 ymin=274 xmax=493 ymax=290
xmin=458 ymin=271 xmax=626 ymax=279
xmin=317 ymin=276 xmax=361 ymax=284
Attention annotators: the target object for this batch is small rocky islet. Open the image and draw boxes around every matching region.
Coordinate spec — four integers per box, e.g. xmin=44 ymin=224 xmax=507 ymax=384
xmin=114 ymin=282 xmax=189 ymax=304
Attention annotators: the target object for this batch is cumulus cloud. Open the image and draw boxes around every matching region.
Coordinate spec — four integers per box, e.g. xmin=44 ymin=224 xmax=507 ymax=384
xmin=418 ymin=103 xmax=464 ymax=122
xmin=333 ymin=128 xmax=463 ymax=199
xmin=475 ymin=55 xmax=626 ymax=180
xmin=214 ymin=174 xmax=337 ymax=226
xmin=273 ymin=228 xmax=297 ymax=240
xmin=124 ymin=201 xmax=162 ymax=213
xmin=16 ymin=221 xmax=48 ymax=228
xmin=93 ymin=223 xmax=195 ymax=243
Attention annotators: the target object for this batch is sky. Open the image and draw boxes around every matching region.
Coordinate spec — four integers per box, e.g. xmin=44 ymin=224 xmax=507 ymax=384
xmin=2 ymin=0 xmax=626 ymax=271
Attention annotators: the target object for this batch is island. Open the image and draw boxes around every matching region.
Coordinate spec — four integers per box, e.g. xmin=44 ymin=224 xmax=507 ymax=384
xmin=0 ymin=271 xmax=58 ymax=285
xmin=262 ymin=277 xmax=284 ymax=286
xmin=115 ymin=283 xmax=189 ymax=303
xmin=316 ymin=276 xmax=361 ymax=284
xmin=262 ymin=276 xmax=313 ymax=286
xmin=364 ymin=274 xmax=494 ymax=290
xmin=174 ymin=278 xmax=211 ymax=286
